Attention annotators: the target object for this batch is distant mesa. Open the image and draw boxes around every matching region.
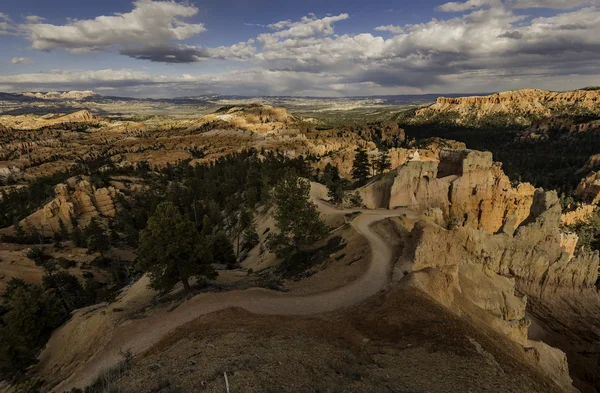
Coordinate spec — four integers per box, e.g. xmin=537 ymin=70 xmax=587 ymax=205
xmin=411 ymin=88 xmax=600 ymax=126
xmin=17 ymin=90 xmax=100 ymax=100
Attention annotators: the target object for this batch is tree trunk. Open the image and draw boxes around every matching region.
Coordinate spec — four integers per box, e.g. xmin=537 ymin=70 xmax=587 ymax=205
xmin=181 ymin=276 xmax=191 ymax=293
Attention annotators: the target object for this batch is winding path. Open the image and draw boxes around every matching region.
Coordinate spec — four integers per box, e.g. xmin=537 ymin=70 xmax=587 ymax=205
xmin=50 ymin=185 xmax=422 ymax=392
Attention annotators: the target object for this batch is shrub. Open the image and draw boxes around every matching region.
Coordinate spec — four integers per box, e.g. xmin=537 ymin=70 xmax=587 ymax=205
xmin=26 ymin=247 xmax=46 ymax=265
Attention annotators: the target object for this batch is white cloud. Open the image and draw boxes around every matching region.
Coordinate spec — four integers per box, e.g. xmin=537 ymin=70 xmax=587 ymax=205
xmin=513 ymin=0 xmax=599 ymax=8
xmin=24 ymin=15 xmax=45 ymax=23
xmin=22 ymin=0 xmax=206 ymax=52
xmin=258 ymin=13 xmax=349 ymax=45
xmin=374 ymin=25 xmax=405 ymax=34
xmin=437 ymin=0 xmax=499 ymax=12
xmin=11 ymin=57 xmax=35 ymax=64
xmin=437 ymin=0 xmax=599 ymax=11
xmin=0 ymin=13 xmax=17 ymax=35
xmin=4 ymin=2 xmax=600 ymax=96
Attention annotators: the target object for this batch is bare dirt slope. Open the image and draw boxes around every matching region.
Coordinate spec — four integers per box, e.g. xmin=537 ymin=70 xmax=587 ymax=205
xmin=40 ymin=184 xmax=426 ymax=392
xmin=105 ymin=287 xmax=563 ymax=393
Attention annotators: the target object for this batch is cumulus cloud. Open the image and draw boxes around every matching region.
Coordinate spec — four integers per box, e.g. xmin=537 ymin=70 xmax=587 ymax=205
xmin=4 ymin=1 xmax=600 ymax=95
xmin=437 ymin=0 xmax=498 ymax=12
xmin=121 ymin=41 xmax=256 ymax=63
xmin=24 ymin=15 xmax=45 ymax=23
xmin=11 ymin=57 xmax=35 ymax=64
xmin=512 ymin=0 xmax=599 ymax=9
xmin=22 ymin=0 xmax=206 ymax=52
xmin=258 ymin=13 xmax=349 ymax=45
xmin=437 ymin=0 xmax=599 ymax=11
xmin=374 ymin=25 xmax=405 ymax=34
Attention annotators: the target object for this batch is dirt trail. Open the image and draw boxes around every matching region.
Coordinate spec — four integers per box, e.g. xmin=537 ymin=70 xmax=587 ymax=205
xmin=50 ymin=183 xmax=423 ymax=392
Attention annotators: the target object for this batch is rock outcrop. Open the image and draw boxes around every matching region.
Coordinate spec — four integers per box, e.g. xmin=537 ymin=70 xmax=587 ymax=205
xmin=360 ymin=149 xmax=536 ymax=234
xmin=413 ymin=89 xmax=600 ymax=126
xmin=35 ymin=177 xmax=120 ymax=232
xmin=575 ymin=170 xmax=600 ymax=204
xmin=18 ymin=91 xmax=100 ymax=100
xmin=374 ymin=150 xmax=600 ymax=392
xmin=561 ymin=204 xmax=595 ymax=226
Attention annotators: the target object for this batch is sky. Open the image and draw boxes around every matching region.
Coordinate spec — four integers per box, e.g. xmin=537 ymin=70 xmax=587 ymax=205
xmin=1 ymin=0 xmax=600 ymax=97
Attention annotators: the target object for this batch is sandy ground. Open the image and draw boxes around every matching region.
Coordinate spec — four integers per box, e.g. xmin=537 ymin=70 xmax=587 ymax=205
xmin=0 ymin=242 xmax=118 ymax=292
xmin=109 ymin=287 xmax=564 ymax=393
xmin=39 ymin=183 xmax=427 ymax=392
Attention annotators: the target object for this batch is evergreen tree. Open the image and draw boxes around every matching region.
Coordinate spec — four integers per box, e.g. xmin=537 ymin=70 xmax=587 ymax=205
xmin=211 ymin=231 xmax=237 ymax=269
xmin=58 ymin=218 xmax=70 ymax=241
xmin=321 ymin=163 xmax=340 ymax=186
xmin=376 ymin=150 xmax=392 ymax=175
xmin=137 ymin=202 xmax=215 ymax=293
xmin=201 ymin=214 xmax=212 ymax=236
xmin=352 ymin=147 xmax=370 ymax=183
xmin=85 ymin=218 xmax=110 ymax=259
xmin=327 ymin=179 xmax=349 ymax=206
xmin=13 ymin=219 xmax=25 ymax=240
xmin=242 ymin=222 xmax=260 ymax=251
xmin=70 ymin=224 xmax=87 ymax=248
xmin=0 ymin=282 xmax=67 ymax=376
xmin=42 ymin=267 xmax=86 ymax=312
xmin=266 ymin=173 xmax=329 ymax=258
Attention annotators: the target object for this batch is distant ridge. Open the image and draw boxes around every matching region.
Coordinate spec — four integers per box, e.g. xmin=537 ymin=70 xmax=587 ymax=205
xmin=17 ymin=90 xmax=100 ymax=100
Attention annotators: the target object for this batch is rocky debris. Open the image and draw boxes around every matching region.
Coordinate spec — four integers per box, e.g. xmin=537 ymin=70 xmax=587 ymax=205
xmin=413 ymin=88 xmax=600 ymax=125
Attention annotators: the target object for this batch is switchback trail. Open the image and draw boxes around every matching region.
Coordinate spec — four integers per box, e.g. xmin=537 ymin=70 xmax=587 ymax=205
xmin=49 ymin=184 xmax=422 ymax=392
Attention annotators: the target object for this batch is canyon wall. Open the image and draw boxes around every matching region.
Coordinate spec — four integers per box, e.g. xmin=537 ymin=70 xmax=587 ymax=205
xmin=368 ymin=150 xmax=600 ymax=392
xmin=413 ymin=89 xmax=600 ymax=125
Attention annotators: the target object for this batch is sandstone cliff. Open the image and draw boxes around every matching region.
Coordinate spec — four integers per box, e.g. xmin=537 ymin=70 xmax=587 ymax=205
xmin=361 ymin=150 xmax=600 ymax=391
xmin=16 ymin=176 xmax=121 ymax=235
xmin=359 ymin=149 xmax=536 ymax=234
xmin=413 ymin=89 xmax=600 ymax=126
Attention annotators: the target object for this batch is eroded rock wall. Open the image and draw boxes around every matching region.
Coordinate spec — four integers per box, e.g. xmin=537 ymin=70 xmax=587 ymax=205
xmin=396 ymin=174 xmax=600 ymax=392
xmin=36 ymin=177 xmax=120 ymax=233
xmin=362 ymin=149 xmax=536 ymax=234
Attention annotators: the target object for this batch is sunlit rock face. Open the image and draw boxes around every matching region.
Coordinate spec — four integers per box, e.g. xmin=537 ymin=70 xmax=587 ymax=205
xmin=359 ymin=148 xmax=599 ymax=392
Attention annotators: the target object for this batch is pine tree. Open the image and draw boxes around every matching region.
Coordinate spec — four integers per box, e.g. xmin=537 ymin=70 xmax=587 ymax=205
xmin=58 ymin=218 xmax=70 ymax=240
xmin=71 ymin=224 xmax=87 ymax=248
xmin=352 ymin=147 xmax=370 ymax=183
xmin=327 ymin=179 xmax=349 ymax=206
xmin=201 ymin=214 xmax=212 ymax=236
xmin=211 ymin=231 xmax=237 ymax=269
xmin=85 ymin=218 xmax=110 ymax=259
xmin=137 ymin=202 xmax=215 ymax=293
xmin=321 ymin=163 xmax=340 ymax=186
xmin=376 ymin=150 xmax=392 ymax=175
xmin=0 ymin=281 xmax=67 ymax=376
xmin=13 ymin=219 xmax=25 ymax=240
xmin=266 ymin=173 xmax=329 ymax=258
xmin=242 ymin=223 xmax=260 ymax=251
xmin=42 ymin=267 xmax=86 ymax=312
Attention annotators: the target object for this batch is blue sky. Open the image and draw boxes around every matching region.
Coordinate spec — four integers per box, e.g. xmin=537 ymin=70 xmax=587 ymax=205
xmin=1 ymin=0 xmax=600 ymax=97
